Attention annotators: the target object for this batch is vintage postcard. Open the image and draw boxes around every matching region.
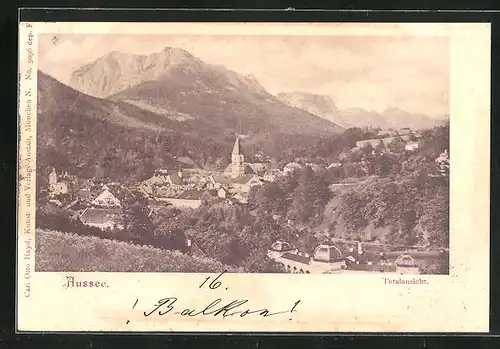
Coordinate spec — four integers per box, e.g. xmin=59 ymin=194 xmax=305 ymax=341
xmin=17 ymin=21 xmax=490 ymax=332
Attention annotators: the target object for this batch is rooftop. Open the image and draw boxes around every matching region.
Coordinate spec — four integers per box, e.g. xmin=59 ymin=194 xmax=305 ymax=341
xmin=80 ymin=207 xmax=123 ymax=224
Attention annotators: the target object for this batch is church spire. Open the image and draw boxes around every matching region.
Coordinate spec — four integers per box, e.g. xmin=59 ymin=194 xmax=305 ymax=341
xmin=231 ymin=136 xmax=245 ymax=179
xmin=232 ymin=136 xmax=242 ymax=155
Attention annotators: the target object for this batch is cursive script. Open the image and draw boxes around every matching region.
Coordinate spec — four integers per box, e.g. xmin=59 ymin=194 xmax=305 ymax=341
xmin=143 ymin=297 xmax=301 ymax=320
xmin=129 ymin=271 xmax=301 ymax=323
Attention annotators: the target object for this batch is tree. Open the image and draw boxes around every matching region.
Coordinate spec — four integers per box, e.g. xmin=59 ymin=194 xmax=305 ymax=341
xmin=374 ymin=140 xmax=386 ymax=154
xmin=388 ymin=136 xmax=406 ymax=153
xmin=289 ymin=167 xmax=331 ymax=224
xmin=361 ymin=143 xmax=374 ymax=156
xmin=122 ymin=202 xmax=154 ymax=244
xmin=418 ymin=186 xmax=449 ymax=248
xmin=373 ymin=153 xmax=394 ymax=177
xmin=251 ymin=182 xmax=285 ymax=214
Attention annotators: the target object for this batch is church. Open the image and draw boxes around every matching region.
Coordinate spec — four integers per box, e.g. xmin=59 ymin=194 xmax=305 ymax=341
xmin=223 ymin=137 xmax=261 ymax=179
xmin=216 ymin=137 xmax=265 ymax=200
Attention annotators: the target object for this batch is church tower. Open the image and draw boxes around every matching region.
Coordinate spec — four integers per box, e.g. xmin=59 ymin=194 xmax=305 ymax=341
xmin=48 ymin=167 xmax=58 ymax=185
xmin=231 ymin=137 xmax=245 ymax=179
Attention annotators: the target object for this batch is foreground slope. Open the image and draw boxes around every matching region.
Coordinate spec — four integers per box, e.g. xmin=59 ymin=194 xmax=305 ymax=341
xmin=35 ymin=229 xmax=241 ymax=272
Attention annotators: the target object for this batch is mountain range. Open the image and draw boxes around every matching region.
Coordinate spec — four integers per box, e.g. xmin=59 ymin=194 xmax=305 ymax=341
xmin=37 ymin=46 xmax=447 ymax=179
xmin=276 ymin=91 xmax=447 ymax=130
xmin=67 ymin=47 xmax=342 ymax=136
xmin=37 ymin=47 xmax=345 ymax=179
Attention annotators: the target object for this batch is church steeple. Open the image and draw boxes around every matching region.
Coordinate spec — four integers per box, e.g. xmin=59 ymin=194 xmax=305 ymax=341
xmin=231 ymin=136 xmax=245 ymax=179
xmin=232 ymin=137 xmax=241 ymax=155
xmin=49 ymin=167 xmax=58 ymax=185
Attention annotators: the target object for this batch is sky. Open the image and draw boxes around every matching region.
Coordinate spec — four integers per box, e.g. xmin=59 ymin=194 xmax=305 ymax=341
xmin=38 ymin=34 xmax=449 ymax=117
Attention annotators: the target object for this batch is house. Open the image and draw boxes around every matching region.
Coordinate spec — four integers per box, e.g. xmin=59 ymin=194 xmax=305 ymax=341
xmin=231 ymin=175 xmax=264 ymax=193
xmin=91 ymin=183 xmax=138 ymax=207
xmin=355 ymin=137 xmax=394 ymax=149
xmin=305 ymin=163 xmax=324 ymax=172
xmin=327 ymin=162 xmax=342 ymax=169
xmin=436 ymin=150 xmax=450 ymax=176
xmin=49 ymin=182 xmax=69 ymax=197
xmin=263 ymin=173 xmax=277 ymax=182
xmin=141 ymin=169 xmax=184 ymax=195
xmin=377 ymin=130 xmax=392 ymax=137
xmin=182 ymin=169 xmax=210 ymax=186
xmin=217 ymin=188 xmax=227 ymax=199
xmin=140 ymin=170 xmax=174 ymax=195
xmin=77 ymin=178 xmax=95 ymax=191
xmin=247 ymin=162 xmax=267 ymax=174
xmin=92 ymin=188 xmax=122 ymax=207
xmin=208 ymin=175 xmax=232 ymax=189
xmin=283 ymin=162 xmax=302 ymax=175
xmin=399 ymin=128 xmax=412 ymax=136
xmin=223 ymin=163 xmax=258 ymax=177
xmin=405 ymin=141 xmax=419 ymax=151
xmin=153 ymin=189 xmax=213 ymax=210
xmin=233 ymin=192 xmax=249 ymax=204
xmin=75 ymin=188 xmax=100 ymax=205
xmin=79 ymin=207 xmax=124 ymax=230
xmin=156 ymin=190 xmax=204 ymax=210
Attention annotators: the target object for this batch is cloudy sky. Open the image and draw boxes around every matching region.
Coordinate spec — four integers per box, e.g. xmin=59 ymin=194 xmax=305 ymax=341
xmin=39 ymin=34 xmax=449 ymax=117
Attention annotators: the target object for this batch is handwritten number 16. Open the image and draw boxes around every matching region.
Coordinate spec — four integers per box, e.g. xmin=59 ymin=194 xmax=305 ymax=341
xmin=199 ymin=270 xmax=227 ymax=290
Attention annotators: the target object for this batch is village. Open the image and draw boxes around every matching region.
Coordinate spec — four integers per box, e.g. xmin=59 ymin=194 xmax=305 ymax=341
xmin=40 ymin=127 xmax=448 ymax=234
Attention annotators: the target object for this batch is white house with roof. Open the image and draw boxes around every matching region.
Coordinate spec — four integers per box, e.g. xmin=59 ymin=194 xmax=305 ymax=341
xmin=231 ymin=175 xmax=264 ymax=193
xmin=79 ymin=207 xmax=124 ymax=230
xmin=405 ymin=141 xmax=419 ymax=151
xmin=91 ymin=188 xmax=122 ymax=207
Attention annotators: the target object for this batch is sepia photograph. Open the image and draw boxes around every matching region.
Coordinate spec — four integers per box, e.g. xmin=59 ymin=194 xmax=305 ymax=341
xmin=34 ymin=33 xmax=451 ymax=275
xmin=17 ymin=20 xmax=490 ymax=333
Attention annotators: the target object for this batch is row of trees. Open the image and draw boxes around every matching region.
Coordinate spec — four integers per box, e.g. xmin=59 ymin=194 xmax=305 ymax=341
xmin=335 ymin=174 xmax=449 ymax=247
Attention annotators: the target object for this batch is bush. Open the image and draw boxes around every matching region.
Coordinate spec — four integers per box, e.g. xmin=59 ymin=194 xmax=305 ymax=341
xmin=418 ymin=252 xmax=449 ymax=275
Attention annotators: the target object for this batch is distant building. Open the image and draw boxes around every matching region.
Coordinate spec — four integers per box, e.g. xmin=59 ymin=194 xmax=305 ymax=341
xmin=155 ymin=189 xmax=207 ymax=210
xmin=377 ymin=129 xmax=394 ymax=137
xmin=143 ymin=169 xmax=183 ymax=187
xmin=92 ymin=188 xmax=122 ymax=207
xmin=48 ymin=167 xmax=69 ymax=198
xmin=247 ymin=162 xmax=267 ymax=175
xmin=208 ymin=175 xmax=232 ymax=189
xmin=231 ymin=175 xmax=264 ymax=193
xmin=217 ymin=188 xmax=227 ymax=199
xmin=327 ymin=162 xmax=342 ymax=169
xmin=405 ymin=141 xmax=419 ymax=151
xmin=435 ymin=149 xmax=450 ymax=177
xmin=305 ymin=163 xmax=324 ymax=172
xmin=355 ymin=137 xmax=394 ymax=149
xmin=91 ymin=183 xmax=137 ymax=207
xmin=399 ymin=128 xmax=412 ymax=136
xmin=233 ymin=192 xmax=249 ymax=204
xmin=79 ymin=207 xmax=124 ymax=230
